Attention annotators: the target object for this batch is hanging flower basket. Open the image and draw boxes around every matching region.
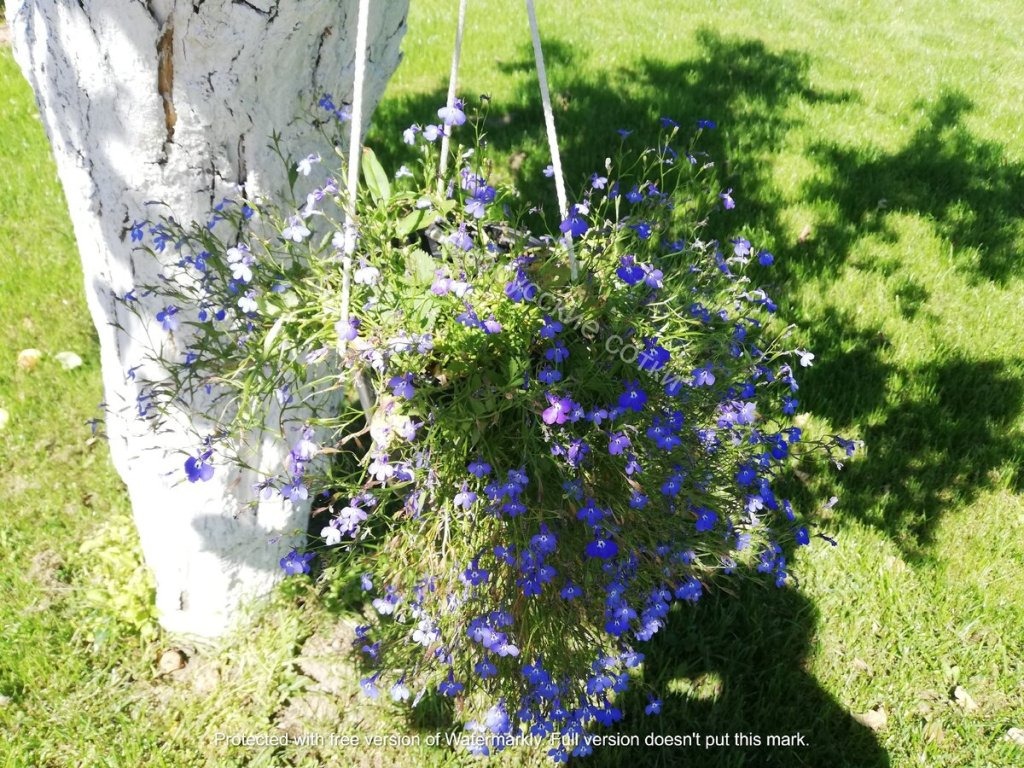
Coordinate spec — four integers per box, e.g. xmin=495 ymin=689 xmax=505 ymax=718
xmin=127 ymin=97 xmax=853 ymax=759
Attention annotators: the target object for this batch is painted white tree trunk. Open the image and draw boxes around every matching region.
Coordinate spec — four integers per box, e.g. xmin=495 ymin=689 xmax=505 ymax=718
xmin=9 ymin=0 xmax=409 ymax=638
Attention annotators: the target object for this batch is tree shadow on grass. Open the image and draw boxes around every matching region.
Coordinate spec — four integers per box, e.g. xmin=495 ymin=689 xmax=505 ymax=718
xmin=588 ymin=580 xmax=888 ymax=768
xmin=800 ymin=346 xmax=1024 ymax=555
xmin=371 ymin=28 xmax=1024 ymax=555
xmin=798 ymin=89 xmax=1024 ymax=286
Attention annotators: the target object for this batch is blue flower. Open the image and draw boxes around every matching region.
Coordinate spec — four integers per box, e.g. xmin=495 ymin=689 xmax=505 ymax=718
xmin=694 ymin=507 xmax=718 ymax=532
xmin=461 ymin=561 xmax=489 ymax=585
xmin=584 ymin=538 xmax=618 ymax=559
xmin=720 ymin=188 xmax=736 ymax=210
xmin=645 ymin=695 xmax=663 ymax=715
xmin=758 ymin=249 xmax=775 ymax=266
xmin=618 ymin=381 xmax=648 ymax=412
xmin=475 ymin=658 xmax=498 ymax=678
xmin=530 ymin=524 xmax=558 ymax=556
xmin=696 ymin=118 xmax=717 ymax=129
xmin=616 ymin=259 xmax=646 ymax=286
xmin=539 ymin=316 xmax=563 ymax=339
xmin=545 ymin=339 xmax=569 ymax=363
xmin=560 ymin=582 xmax=583 ymax=600
xmin=279 ymin=549 xmax=314 ymax=575
xmin=184 ymin=450 xmax=214 ymax=483
xmin=360 ymin=673 xmax=380 ymax=699
xmin=559 ymin=205 xmax=589 ymax=238
xmin=630 ymin=222 xmax=652 ymax=240
xmin=157 ymin=305 xmax=180 ymax=332
xmin=468 ymin=459 xmax=492 ymax=478
xmin=638 ymin=341 xmax=670 ymax=372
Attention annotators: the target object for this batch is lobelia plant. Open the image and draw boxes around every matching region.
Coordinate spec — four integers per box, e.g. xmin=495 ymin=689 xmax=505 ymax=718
xmin=122 ymin=98 xmax=855 ymax=761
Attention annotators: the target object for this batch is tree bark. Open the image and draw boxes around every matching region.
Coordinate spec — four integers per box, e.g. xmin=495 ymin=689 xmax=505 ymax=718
xmin=9 ymin=0 xmax=409 ymax=637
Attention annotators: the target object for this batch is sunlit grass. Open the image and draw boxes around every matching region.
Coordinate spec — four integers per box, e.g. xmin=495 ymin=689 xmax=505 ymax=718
xmin=2 ymin=1 xmax=1023 ymax=765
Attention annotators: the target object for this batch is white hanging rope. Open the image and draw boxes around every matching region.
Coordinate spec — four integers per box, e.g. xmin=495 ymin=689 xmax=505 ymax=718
xmin=339 ymin=0 xmax=375 ymax=416
xmin=524 ymin=0 xmax=577 ymax=280
xmin=438 ymin=0 xmax=469 ymax=186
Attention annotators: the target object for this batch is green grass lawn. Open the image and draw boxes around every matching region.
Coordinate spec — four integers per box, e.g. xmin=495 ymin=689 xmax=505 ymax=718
xmin=2 ymin=2 xmax=1023 ymax=766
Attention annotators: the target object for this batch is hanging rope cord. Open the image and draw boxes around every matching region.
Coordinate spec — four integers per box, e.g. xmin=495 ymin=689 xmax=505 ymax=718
xmin=524 ymin=0 xmax=577 ymax=280
xmin=437 ymin=0 xmax=469 ymax=185
xmin=438 ymin=0 xmax=578 ymax=280
xmin=339 ymin=0 xmax=374 ymax=415
xmin=338 ymin=0 xmax=576 ymax=406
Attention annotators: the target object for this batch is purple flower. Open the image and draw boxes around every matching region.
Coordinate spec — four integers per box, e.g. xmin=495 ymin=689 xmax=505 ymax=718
xmin=465 ymin=184 xmax=496 ymax=219
xmin=336 ymin=504 xmax=367 ymax=535
xmin=336 ymin=317 xmax=359 ymax=341
xmin=281 ymin=479 xmax=308 ymax=503
xmin=279 ymin=549 xmax=314 ymax=575
xmin=643 ymin=267 xmax=664 ymax=289
xmin=389 ymin=373 xmax=415 ymax=399
xmin=542 ymin=394 xmax=573 ymax=425
xmin=608 ymin=432 xmax=631 ymax=455
xmin=693 ymin=364 xmax=716 ymax=387
xmin=454 ymin=484 xmax=478 ymax=509
xmin=720 ymin=188 xmax=736 ymax=210
xmin=449 ymin=225 xmax=473 ymax=251
xmin=184 ymin=450 xmax=214 ymax=483
xmin=437 ymin=98 xmax=467 ymax=127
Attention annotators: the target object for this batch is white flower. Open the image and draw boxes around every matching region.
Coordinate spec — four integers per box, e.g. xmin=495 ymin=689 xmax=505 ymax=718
xmin=226 ymin=245 xmax=252 ymax=283
xmin=395 ymin=165 xmax=413 ymax=179
xmin=237 ymin=291 xmax=258 ymax=313
xmin=296 ymin=152 xmax=321 ymax=176
xmin=797 ymin=349 xmax=815 ymax=367
xmin=281 ymin=215 xmax=310 ymax=242
xmin=393 ymin=416 xmax=418 ymax=442
xmin=321 ymin=524 xmax=342 ymax=546
xmin=354 ymin=264 xmax=380 ymax=285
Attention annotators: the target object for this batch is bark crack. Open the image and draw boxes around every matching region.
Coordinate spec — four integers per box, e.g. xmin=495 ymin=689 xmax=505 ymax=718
xmin=232 ymin=0 xmax=271 ymax=16
xmin=157 ymin=21 xmax=176 ymax=151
